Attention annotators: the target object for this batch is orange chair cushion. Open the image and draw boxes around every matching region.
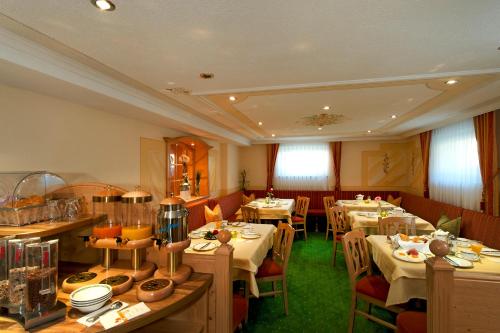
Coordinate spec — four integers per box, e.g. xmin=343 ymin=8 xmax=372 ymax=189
xmin=355 ymin=275 xmax=390 ymax=302
xmin=387 ymin=194 xmax=402 ymax=207
xmin=335 ymin=234 xmax=343 ymax=241
xmin=204 ymin=204 xmax=223 ymax=223
xmin=256 ymin=257 xmax=283 ymax=278
xmin=232 ymin=294 xmax=248 ymax=330
xmin=292 ymin=216 xmax=304 ymax=223
xmin=242 ymin=193 xmax=255 ymax=205
xmin=397 ymin=311 xmax=427 ymax=333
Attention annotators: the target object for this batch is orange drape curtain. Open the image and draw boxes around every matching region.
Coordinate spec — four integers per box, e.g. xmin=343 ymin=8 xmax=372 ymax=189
xmin=266 ymin=143 xmax=279 ymax=190
xmin=331 ymin=142 xmax=342 ymax=191
xmin=419 ymin=131 xmax=432 ymax=198
xmin=473 ymin=111 xmax=497 ymax=214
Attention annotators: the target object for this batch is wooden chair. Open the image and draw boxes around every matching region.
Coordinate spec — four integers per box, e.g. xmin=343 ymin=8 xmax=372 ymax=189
xmin=397 ymin=239 xmax=500 ymax=333
xmin=255 ymin=222 xmax=295 ymax=315
xmin=292 ymin=196 xmax=309 ymax=240
xmin=323 ymin=196 xmax=336 ymax=240
xmin=377 ymin=216 xmax=416 ymax=236
xmin=241 ymin=205 xmax=261 ymax=224
xmin=328 ymin=206 xmax=349 ymax=266
xmin=342 ymin=230 xmax=403 ymax=332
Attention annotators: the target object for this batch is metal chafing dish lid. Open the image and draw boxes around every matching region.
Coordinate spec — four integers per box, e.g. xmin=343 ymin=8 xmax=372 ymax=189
xmin=121 ymin=187 xmax=152 ymax=204
xmin=92 ymin=185 xmax=122 ymax=203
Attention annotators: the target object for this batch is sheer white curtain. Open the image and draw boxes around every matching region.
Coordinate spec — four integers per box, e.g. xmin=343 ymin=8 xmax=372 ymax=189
xmin=273 ymin=143 xmax=332 ymax=190
xmin=429 ymin=118 xmax=482 ymax=210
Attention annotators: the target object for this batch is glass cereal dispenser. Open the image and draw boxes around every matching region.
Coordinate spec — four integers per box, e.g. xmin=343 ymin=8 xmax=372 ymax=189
xmin=121 ymin=187 xmax=153 ymax=241
xmin=25 ymin=240 xmax=58 ymax=314
xmin=92 ymin=186 xmax=123 ymax=239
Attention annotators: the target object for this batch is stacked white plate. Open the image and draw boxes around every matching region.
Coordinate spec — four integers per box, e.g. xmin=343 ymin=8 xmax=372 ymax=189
xmin=70 ymin=284 xmax=113 ymax=313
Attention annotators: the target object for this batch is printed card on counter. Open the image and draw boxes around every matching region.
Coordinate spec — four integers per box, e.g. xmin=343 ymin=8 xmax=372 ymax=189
xmin=100 ymin=302 xmax=151 ymax=330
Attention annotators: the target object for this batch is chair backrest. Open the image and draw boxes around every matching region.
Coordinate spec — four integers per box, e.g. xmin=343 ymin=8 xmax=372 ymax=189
xmin=426 ymin=239 xmax=500 ymax=332
xmin=378 ymin=216 xmax=416 ymax=236
xmin=295 ymin=196 xmax=310 ymax=218
xmin=272 ymin=222 xmax=295 ymax=273
xmin=342 ymin=230 xmax=372 ymax=286
xmin=323 ymin=196 xmax=336 ymax=224
xmin=328 ymin=206 xmax=349 ymax=234
xmin=241 ymin=205 xmax=260 ymax=224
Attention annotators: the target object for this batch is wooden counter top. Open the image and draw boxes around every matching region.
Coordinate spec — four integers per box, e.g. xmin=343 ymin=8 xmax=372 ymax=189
xmin=0 ymin=214 xmax=106 ymax=238
xmin=0 ymin=272 xmax=212 ymax=333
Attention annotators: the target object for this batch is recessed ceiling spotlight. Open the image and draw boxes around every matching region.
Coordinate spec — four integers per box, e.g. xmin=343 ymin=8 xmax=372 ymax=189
xmin=323 ymin=106 xmax=330 ymax=110
xmin=271 ymin=134 xmax=276 ymax=137
xmin=318 ymin=127 xmax=323 ymax=130
xmin=391 ymin=115 xmax=397 ymax=119
xmin=446 ymin=79 xmax=458 ymax=85
xmin=199 ymin=72 xmax=214 ymax=79
xmin=167 ymin=81 xmax=175 ymax=85
xmin=229 ymin=96 xmax=237 ymax=101
xmin=367 ymin=130 xmax=372 ymax=133
xmin=191 ymin=143 xmax=195 ymax=146
xmin=258 ymin=121 xmax=263 ymax=126
xmin=91 ymin=0 xmax=115 ymax=11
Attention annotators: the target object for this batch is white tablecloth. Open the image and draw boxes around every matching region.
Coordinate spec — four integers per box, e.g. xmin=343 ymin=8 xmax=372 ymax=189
xmin=185 ymin=222 xmax=276 ymax=297
xmin=348 ymin=211 xmax=435 ymax=235
xmin=367 ymin=235 xmax=500 ymax=306
xmin=336 ymin=199 xmax=396 ymax=212
xmin=236 ymin=198 xmax=295 ymax=224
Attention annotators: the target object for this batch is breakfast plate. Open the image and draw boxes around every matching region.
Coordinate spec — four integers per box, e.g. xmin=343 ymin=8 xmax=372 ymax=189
xmin=455 ymin=238 xmax=471 ymax=248
xmin=193 ymin=242 xmax=218 ymax=251
xmin=189 ymin=232 xmax=204 ymax=239
xmin=443 ymin=255 xmax=473 ymax=268
xmin=455 ymin=250 xmax=479 ymax=262
xmin=481 ymin=247 xmax=500 ymax=257
xmin=392 ymin=248 xmax=426 ymax=263
xmin=231 ymin=222 xmax=247 ymax=227
xmin=241 ymin=233 xmax=261 ymax=239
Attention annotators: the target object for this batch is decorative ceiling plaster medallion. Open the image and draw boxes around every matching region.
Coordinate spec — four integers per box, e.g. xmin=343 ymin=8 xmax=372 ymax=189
xmin=299 ymin=113 xmax=346 ymax=127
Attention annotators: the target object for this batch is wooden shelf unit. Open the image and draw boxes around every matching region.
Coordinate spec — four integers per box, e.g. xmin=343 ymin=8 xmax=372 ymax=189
xmin=164 ymin=137 xmax=211 ymax=198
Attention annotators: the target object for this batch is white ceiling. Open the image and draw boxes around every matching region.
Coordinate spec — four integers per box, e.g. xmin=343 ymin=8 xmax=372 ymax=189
xmin=0 ymin=0 xmax=499 ymax=143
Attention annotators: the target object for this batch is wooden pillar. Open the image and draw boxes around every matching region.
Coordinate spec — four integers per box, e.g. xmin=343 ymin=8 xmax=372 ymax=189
xmin=426 ymin=240 xmax=455 ymax=333
xmin=214 ymin=234 xmax=233 ymax=333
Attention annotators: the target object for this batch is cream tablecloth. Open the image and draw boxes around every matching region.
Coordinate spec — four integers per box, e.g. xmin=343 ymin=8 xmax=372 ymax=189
xmin=236 ymin=198 xmax=295 ymax=224
xmin=336 ymin=199 xmax=396 ymax=212
xmin=367 ymin=235 xmax=500 ymax=306
xmin=348 ymin=211 xmax=435 ymax=235
xmin=184 ymin=222 xmax=276 ymax=297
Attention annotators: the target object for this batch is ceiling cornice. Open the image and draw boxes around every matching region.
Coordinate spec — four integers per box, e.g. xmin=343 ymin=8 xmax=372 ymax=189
xmin=0 ymin=14 xmax=251 ymax=146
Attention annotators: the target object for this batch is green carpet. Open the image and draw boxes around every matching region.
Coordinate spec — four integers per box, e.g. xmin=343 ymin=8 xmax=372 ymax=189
xmin=243 ymin=232 xmax=394 ymax=333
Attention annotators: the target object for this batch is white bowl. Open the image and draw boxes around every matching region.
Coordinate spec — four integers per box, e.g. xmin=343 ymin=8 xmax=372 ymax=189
xmin=71 ymin=293 xmax=111 ymax=305
xmin=72 ymin=297 xmax=110 ymax=313
xmin=70 ymin=284 xmax=112 ymax=303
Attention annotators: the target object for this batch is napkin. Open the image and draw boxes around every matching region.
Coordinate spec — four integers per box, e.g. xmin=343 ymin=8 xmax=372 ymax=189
xmin=77 ymin=301 xmax=129 ymax=327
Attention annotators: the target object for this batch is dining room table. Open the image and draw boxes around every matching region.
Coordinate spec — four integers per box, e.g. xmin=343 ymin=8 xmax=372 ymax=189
xmin=184 ymin=221 xmax=276 ymax=297
xmin=366 ymin=235 xmax=500 ymax=306
xmin=336 ymin=199 xmax=396 ymax=213
xmin=236 ymin=198 xmax=295 ymax=224
xmin=348 ymin=211 xmax=436 ymax=235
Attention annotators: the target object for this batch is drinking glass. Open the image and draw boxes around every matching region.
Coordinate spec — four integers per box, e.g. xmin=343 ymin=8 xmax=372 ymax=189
xmin=65 ymin=199 xmax=79 ymax=221
xmin=46 ymin=200 xmax=61 ymax=223
xmin=470 ymin=241 xmax=483 ymax=255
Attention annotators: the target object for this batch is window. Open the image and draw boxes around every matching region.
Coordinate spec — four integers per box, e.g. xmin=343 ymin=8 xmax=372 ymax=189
xmin=429 ymin=118 xmax=482 ymax=210
xmin=273 ymin=143 xmax=332 ymax=190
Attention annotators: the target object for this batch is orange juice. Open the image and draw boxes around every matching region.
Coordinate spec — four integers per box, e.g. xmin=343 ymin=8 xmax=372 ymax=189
xmin=93 ymin=225 xmax=122 ymax=239
xmin=470 ymin=242 xmax=483 ymax=255
xmin=121 ymin=225 xmax=152 ymax=240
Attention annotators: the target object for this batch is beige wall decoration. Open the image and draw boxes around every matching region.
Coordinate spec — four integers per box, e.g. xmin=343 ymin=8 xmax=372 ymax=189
xmin=362 ymin=142 xmax=412 ymax=188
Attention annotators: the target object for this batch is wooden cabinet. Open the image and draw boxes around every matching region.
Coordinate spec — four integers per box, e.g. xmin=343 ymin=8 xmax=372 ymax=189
xmin=164 ymin=137 xmax=211 ymax=198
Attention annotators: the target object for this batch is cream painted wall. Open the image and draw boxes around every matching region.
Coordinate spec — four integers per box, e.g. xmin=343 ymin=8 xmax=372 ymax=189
xmin=0 ymin=84 xmax=185 ymax=190
xmin=204 ymin=139 xmax=240 ymax=197
xmin=239 ymin=140 xmax=422 ymax=191
xmin=239 ymin=144 xmax=267 ymax=189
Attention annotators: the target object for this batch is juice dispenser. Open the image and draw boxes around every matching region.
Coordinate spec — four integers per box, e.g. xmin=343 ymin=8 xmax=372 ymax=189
xmin=121 ymin=187 xmax=153 ymax=241
xmin=154 ymin=196 xmax=192 ymax=284
xmin=92 ymin=186 xmax=123 ymax=239
xmin=7 ymin=237 xmax=41 ymax=314
xmin=25 ymin=240 xmax=58 ymax=314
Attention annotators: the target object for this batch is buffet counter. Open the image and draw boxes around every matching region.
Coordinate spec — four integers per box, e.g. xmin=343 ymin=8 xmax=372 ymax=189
xmin=0 ymin=272 xmax=212 ymax=333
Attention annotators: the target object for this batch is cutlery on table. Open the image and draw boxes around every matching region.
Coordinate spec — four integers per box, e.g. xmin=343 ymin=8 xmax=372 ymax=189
xmin=199 ymin=242 xmax=210 ymax=249
xmin=86 ymin=301 xmax=123 ymax=323
xmin=444 ymin=256 xmax=459 ymax=267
